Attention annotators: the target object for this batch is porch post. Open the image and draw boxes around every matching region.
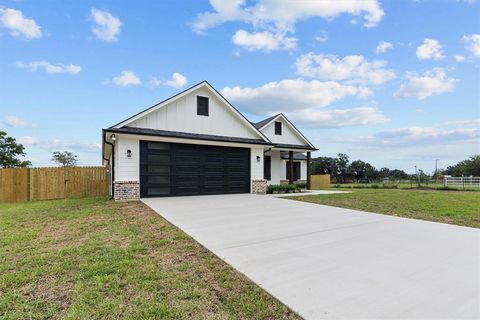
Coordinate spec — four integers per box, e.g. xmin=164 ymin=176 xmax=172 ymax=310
xmin=306 ymin=152 xmax=311 ymax=190
xmin=289 ymin=151 xmax=294 ymax=184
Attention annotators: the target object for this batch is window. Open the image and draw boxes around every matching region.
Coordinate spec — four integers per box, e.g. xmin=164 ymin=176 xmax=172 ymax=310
xmin=197 ymin=96 xmax=209 ymax=116
xmin=264 ymin=156 xmax=271 ymax=180
xmin=274 ymin=121 xmax=282 ymax=135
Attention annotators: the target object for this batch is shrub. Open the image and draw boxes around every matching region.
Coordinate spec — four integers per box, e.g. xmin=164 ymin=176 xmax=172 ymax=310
xmin=267 ymin=184 xmax=282 ymax=194
xmin=296 ymin=182 xmax=307 ymax=189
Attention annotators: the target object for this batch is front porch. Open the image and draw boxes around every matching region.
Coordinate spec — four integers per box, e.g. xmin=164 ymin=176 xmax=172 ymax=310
xmin=263 ymin=147 xmax=313 ymax=189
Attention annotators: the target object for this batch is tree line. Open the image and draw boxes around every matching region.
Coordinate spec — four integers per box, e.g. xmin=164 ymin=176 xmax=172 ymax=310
xmin=312 ymin=153 xmax=480 ymax=182
xmin=1 ymin=130 xmax=479 ymax=177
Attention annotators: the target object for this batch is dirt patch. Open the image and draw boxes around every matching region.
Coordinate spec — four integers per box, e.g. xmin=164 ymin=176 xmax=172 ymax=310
xmin=20 ymin=274 xmax=73 ymax=316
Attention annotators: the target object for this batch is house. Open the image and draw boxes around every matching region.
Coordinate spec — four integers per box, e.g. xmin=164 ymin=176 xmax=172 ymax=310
xmin=102 ymin=81 xmax=317 ymax=200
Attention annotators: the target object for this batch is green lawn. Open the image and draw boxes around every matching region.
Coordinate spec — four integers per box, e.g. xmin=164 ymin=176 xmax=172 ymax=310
xmin=331 ymin=182 xmax=480 ymax=191
xmin=0 ymin=197 xmax=299 ymax=319
xmin=290 ymin=189 xmax=480 ymax=228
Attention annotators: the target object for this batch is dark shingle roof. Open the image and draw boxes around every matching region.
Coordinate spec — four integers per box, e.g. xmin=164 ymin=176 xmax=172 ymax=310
xmin=274 ymin=143 xmax=318 ymax=151
xmin=252 ymin=114 xmax=280 ymax=129
xmin=105 ymin=127 xmax=275 ymax=146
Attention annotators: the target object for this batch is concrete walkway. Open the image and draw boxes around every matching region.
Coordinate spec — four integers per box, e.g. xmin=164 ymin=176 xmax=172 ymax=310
xmin=142 ymin=194 xmax=480 ymax=320
xmin=268 ymin=189 xmax=350 ymax=197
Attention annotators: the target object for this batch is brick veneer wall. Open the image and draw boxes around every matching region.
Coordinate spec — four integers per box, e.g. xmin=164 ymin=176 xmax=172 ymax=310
xmin=252 ymin=179 xmax=267 ymax=194
xmin=114 ymin=181 xmax=140 ymax=201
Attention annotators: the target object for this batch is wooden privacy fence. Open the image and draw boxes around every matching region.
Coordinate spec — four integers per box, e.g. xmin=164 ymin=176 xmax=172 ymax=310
xmin=0 ymin=167 xmax=109 ymax=203
xmin=310 ymin=174 xmax=330 ymax=189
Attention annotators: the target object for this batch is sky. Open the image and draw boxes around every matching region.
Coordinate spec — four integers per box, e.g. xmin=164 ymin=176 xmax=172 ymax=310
xmin=0 ymin=0 xmax=479 ymax=173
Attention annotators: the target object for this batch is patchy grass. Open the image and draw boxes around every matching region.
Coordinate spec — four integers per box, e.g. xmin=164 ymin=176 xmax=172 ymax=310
xmin=0 ymin=197 xmax=299 ymax=319
xmin=290 ymin=189 xmax=480 ymax=228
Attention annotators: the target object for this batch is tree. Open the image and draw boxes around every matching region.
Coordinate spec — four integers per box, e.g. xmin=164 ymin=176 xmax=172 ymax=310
xmin=52 ymin=151 xmax=77 ymax=167
xmin=349 ymin=160 xmax=379 ymax=182
xmin=350 ymin=160 xmax=368 ymax=182
xmin=444 ymin=155 xmax=480 ymax=176
xmin=312 ymin=156 xmax=337 ymax=176
xmin=379 ymin=167 xmax=390 ymax=179
xmin=336 ymin=153 xmax=350 ymax=182
xmin=0 ymin=131 xmax=31 ymax=168
xmin=389 ymin=169 xmax=409 ymax=180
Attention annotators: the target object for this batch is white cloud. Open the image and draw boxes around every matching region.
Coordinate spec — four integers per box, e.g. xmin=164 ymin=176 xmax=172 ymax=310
xmin=0 ymin=8 xmax=42 ymax=40
xmin=18 ymin=136 xmax=101 ymax=152
xmin=285 ymin=107 xmax=388 ymax=128
xmin=454 ymin=54 xmax=465 ymax=62
xmin=164 ymin=72 xmax=188 ymax=88
xmin=315 ymin=30 xmax=328 ymax=42
xmin=394 ymin=68 xmax=456 ymax=100
xmin=375 ymin=41 xmax=393 ymax=54
xmin=17 ymin=136 xmax=38 ymax=145
xmin=149 ymin=77 xmax=162 ymax=87
xmin=16 ymin=61 xmax=81 ymax=75
xmin=90 ymin=8 xmax=122 ymax=42
xmin=111 ymin=70 xmax=141 ymax=87
xmin=232 ymin=29 xmax=297 ymax=51
xmin=2 ymin=116 xmax=26 ymax=127
xmin=333 ymin=126 xmax=480 ymax=147
xmin=416 ymin=38 xmax=445 ymax=60
xmin=295 ymin=53 xmax=396 ymax=85
xmin=150 ymin=72 xmax=188 ymax=88
xmin=192 ymin=0 xmax=384 ymax=34
xmin=222 ymin=78 xmax=387 ymax=128
xmin=223 ymin=79 xmax=372 ymax=110
xmin=222 ymin=78 xmax=372 ymax=115
xmin=447 ymin=119 xmax=480 ymax=127
xmin=462 ymin=34 xmax=480 ymax=57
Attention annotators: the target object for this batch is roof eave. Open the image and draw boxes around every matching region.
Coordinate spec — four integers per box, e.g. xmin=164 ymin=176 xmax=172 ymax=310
xmin=103 ymin=127 xmax=276 ymax=147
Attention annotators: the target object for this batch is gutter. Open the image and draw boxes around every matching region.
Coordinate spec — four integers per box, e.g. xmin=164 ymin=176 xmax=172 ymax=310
xmin=102 ymin=130 xmax=115 ymax=200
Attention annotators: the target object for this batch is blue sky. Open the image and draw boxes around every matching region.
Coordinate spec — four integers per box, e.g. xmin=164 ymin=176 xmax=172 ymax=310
xmin=1 ymin=0 xmax=479 ymax=173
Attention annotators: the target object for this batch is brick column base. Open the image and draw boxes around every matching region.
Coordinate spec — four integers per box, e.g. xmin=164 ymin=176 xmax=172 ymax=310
xmin=114 ymin=181 xmax=140 ymax=201
xmin=252 ymin=179 xmax=267 ymax=194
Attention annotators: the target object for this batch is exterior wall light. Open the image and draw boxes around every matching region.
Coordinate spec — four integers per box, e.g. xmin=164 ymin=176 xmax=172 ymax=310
xmin=127 ymin=149 xmax=132 ymax=158
xmin=110 ymin=134 xmax=116 ymax=141
xmin=256 ymin=156 xmax=261 ymax=162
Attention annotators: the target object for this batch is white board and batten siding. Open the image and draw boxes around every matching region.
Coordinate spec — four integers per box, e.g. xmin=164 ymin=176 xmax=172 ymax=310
xmin=114 ymin=133 xmax=265 ymax=186
xmin=114 ymin=86 xmax=267 ymax=188
xmin=129 ymin=87 xmax=259 ymax=140
xmin=114 ymin=134 xmax=139 ymax=181
xmin=261 ymin=117 xmax=307 ymax=146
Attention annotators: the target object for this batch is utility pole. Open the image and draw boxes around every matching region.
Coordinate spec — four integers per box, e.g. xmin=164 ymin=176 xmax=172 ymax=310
xmin=415 ymin=165 xmax=420 ymax=188
xmin=435 ymin=159 xmax=439 ymax=182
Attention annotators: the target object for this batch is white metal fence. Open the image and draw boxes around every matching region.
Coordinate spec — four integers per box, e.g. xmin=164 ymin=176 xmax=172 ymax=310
xmin=444 ymin=176 xmax=480 ymax=189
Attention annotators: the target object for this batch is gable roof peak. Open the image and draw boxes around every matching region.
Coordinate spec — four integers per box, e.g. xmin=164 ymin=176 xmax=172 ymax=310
xmin=108 ymin=80 xmax=271 ymax=142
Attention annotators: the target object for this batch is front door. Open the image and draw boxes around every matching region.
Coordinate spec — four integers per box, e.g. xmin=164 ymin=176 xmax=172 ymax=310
xmin=286 ymin=161 xmax=301 ymax=181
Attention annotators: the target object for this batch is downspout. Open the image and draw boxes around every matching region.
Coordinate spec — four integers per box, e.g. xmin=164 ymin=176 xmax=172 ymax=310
xmin=263 ymin=147 xmax=271 ymax=154
xmin=103 ymin=132 xmax=115 ymax=200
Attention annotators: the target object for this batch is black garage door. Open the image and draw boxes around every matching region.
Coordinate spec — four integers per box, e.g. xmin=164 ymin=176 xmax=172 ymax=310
xmin=140 ymin=141 xmax=250 ymax=197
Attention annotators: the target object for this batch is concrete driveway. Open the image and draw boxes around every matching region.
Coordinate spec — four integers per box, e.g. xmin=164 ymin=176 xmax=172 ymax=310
xmin=143 ymin=194 xmax=480 ymax=320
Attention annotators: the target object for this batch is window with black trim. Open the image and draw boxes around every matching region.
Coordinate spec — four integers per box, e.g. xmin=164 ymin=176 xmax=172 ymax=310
xmin=264 ymin=156 xmax=271 ymax=180
xmin=274 ymin=121 xmax=282 ymax=135
xmin=197 ymin=96 xmax=209 ymax=116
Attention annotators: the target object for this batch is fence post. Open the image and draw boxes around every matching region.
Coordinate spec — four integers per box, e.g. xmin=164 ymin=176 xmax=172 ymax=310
xmin=462 ymin=175 xmax=465 ymax=190
xmin=28 ymin=168 xmax=34 ymax=201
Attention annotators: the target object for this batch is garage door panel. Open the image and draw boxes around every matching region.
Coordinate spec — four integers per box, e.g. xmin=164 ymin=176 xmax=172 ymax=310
xmin=140 ymin=141 xmax=250 ymax=197
xmin=146 ymin=175 xmax=170 ymax=184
